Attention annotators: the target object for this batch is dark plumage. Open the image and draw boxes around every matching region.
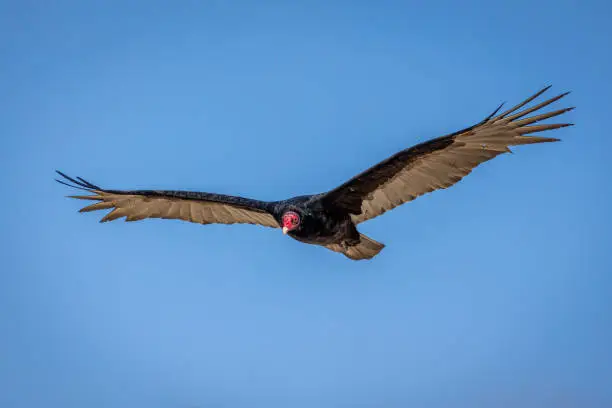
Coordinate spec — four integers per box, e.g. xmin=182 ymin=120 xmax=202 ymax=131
xmin=56 ymin=86 xmax=573 ymax=260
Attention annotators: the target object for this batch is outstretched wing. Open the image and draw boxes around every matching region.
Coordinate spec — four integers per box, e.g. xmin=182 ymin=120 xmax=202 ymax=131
xmin=56 ymin=171 xmax=279 ymax=228
xmin=319 ymin=86 xmax=574 ymax=224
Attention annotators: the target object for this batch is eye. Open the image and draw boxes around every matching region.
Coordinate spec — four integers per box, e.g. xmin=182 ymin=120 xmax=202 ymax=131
xmin=292 ymin=218 xmax=299 ymax=225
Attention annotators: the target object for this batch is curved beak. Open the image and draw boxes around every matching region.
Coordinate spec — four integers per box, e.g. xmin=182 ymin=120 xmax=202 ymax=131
xmin=282 ymin=226 xmax=289 ymax=235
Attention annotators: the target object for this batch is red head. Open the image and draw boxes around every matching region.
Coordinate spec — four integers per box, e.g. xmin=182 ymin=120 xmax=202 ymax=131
xmin=282 ymin=211 xmax=300 ymax=235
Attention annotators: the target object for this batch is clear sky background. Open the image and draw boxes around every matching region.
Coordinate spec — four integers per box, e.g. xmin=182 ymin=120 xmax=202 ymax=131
xmin=1 ymin=1 xmax=611 ymax=407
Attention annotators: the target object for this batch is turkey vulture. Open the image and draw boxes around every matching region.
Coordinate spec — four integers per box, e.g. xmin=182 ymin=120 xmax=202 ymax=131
xmin=57 ymin=86 xmax=573 ymax=260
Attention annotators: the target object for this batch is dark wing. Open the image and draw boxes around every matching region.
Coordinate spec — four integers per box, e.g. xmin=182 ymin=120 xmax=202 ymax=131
xmin=55 ymin=171 xmax=279 ymax=228
xmin=318 ymin=86 xmax=574 ymax=224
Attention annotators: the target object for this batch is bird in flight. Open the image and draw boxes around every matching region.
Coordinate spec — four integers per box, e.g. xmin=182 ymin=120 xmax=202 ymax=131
xmin=57 ymin=86 xmax=573 ymax=260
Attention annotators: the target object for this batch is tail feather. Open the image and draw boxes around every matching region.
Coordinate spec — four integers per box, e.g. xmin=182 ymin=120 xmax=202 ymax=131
xmin=325 ymin=233 xmax=385 ymax=260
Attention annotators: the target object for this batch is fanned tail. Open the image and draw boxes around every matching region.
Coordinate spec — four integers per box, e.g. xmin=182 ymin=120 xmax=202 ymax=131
xmin=325 ymin=234 xmax=385 ymax=260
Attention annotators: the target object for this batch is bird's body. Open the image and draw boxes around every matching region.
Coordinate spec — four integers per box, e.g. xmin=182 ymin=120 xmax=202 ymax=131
xmin=57 ymin=86 xmax=574 ymax=260
xmin=271 ymin=196 xmax=361 ymax=246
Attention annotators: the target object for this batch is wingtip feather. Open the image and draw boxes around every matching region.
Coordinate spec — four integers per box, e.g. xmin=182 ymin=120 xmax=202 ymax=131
xmin=67 ymin=195 xmax=100 ymax=200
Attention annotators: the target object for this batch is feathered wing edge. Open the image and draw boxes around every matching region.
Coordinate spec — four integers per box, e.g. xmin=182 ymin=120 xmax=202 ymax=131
xmin=319 ymin=85 xmax=574 ymax=223
xmin=55 ymin=171 xmax=280 ymax=228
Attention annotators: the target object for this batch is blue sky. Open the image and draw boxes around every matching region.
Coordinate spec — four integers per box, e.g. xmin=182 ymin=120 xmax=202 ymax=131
xmin=1 ymin=1 xmax=611 ymax=407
